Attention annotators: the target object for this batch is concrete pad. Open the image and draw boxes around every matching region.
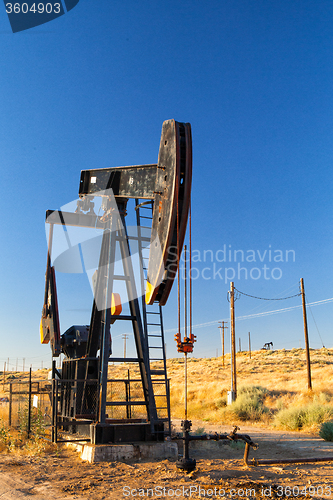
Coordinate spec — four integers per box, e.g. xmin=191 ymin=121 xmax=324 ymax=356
xmin=67 ymin=440 xmax=178 ymax=463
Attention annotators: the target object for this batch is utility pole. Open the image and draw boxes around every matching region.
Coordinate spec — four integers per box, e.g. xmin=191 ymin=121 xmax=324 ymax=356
xmin=248 ymin=332 xmax=251 ymax=359
xmin=300 ymin=278 xmax=312 ymax=390
xmin=218 ymin=321 xmax=228 ymax=367
xmin=122 ymin=334 xmax=129 ymax=359
xmin=239 ymin=338 xmax=241 ymax=353
xmin=3 ymin=362 xmax=6 ymax=391
xmin=230 ymin=282 xmax=236 ymax=402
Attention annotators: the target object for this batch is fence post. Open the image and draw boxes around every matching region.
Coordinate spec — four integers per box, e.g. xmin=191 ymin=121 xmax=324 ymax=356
xmin=27 ymin=367 xmax=32 ymax=438
xmin=3 ymin=362 xmax=6 ymax=392
xmin=8 ymin=382 xmax=12 ymax=427
xmin=51 ymin=360 xmax=56 ymax=443
xmin=128 ymin=369 xmax=131 ymax=419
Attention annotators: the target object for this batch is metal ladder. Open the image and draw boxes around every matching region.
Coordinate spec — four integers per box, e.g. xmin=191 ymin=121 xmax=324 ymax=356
xmin=135 ymin=199 xmax=171 ymax=436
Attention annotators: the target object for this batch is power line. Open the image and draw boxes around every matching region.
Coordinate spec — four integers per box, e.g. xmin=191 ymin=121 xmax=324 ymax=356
xmin=233 ymin=282 xmax=301 ymax=318
xmin=306 ymin=297 xmax=325 ymax=348
xmin=234 ymin=287 xmax=301 ymax=301
xmin=159 ymin=296 xmax=333 ymax=334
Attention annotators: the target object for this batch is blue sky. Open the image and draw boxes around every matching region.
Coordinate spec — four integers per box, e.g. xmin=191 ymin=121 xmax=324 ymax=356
xmin=1 ymin=0 xmax=333 ymax=370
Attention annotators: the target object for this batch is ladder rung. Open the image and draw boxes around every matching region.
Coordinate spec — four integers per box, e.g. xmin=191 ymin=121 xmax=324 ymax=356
xmin=110 ymin=315 xmax=136 ymax=320
xmin=149 ymin=346 xmax=163 ymax=349
xmin=148 ymin=334 xmax=162 ymax=338
xmin=109 ymin=357 xmax=141 ymax=362
xmin=150 ymin=370 xmax=165 ymax=375
xmin=139 ymin=216 xmax=153 ymax=220
xmin=147 ymin=323 xmax=161 ymax=326
xmin=146 ymin=311 xmax=160 ymax=315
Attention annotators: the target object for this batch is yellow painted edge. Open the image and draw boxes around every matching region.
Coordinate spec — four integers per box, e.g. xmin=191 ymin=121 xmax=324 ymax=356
xmin=40 ymin=319 xmax=49 ymax=344
xmin=111 ymin=293 xmax=122 ymax=316
xmin=145 ymin=281 xmax=154 ymax=305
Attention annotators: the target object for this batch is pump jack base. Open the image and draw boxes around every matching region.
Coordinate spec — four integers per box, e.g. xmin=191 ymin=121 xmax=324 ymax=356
xmin=176 ymin=457 xmax=196 ymax=473
xmin=68 ymin=441 xmax=178 ymax=463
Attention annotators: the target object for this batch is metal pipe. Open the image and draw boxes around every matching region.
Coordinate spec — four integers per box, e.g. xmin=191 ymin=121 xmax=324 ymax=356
xmin=189 ymin=201 xmax=192 ymax=350
xmin=174 ymin=427 xmax=257 ymax=473
xmin=177 ymin=169 xmax=180 ymax=338
xmin=246 ymin=456 xmax=333 ymax=466
xmin=243 ymin=442 xmax=333 ymax=466
xmin=27 ymin=367 xmax=32 ymax=439
xmin=173 ymin=429 xmax=256 ymax=447
xmin=176 ymin=420 xmax=196 ymax=472
xmin=184 ymin=244 xmax=188 ymax=420
xmin=51 ymin=360 xmax=56 ymax=443
xmin=184 ymin=354 xmax=187 ymax=419
xmin=184 ymin=244 xmax=187 ymax=340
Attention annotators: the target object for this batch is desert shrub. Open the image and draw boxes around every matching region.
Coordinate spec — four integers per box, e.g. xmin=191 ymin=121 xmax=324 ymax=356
xmin=238 ymin=385 xmax=268 ymax=399
xmin=275 ymin=403 xmax=333 ymax=430
xmin=220 ymin=386 xmax=270 ymax=422
xmin=0 ymin=415 xmax=55 ymax=455
xmin=0 ymin=420 xmax=10 ymax=450
xmin=304 ymin=404 xmax=333 ymax=426
xmin=18 ymin=405 xmax=46 ymax=439
xmin=314 ymin=392 xmax=332 ymax=405
xmin=0 ymin=421 xmax=21 ymax=452
xmin=216 ymin=397 xmax=227 ymax=408
xmin=276 ymin=399 xmax=286 ymax=411
xmin=275 ymin=407 xmax=304 ymax=430
xmin=319 ymin=422 xmax=333 ymax=441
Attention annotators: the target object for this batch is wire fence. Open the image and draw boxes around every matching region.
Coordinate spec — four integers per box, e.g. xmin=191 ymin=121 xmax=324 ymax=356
xmin=6 ymin=379 xmax=53 ymax=439
xmin=2 ymin=375 xmax=169 ymax=441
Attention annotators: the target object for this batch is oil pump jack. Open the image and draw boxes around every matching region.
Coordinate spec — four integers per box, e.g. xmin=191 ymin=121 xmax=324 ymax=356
xmin=40 ymin=119 xmax=192 ymax=444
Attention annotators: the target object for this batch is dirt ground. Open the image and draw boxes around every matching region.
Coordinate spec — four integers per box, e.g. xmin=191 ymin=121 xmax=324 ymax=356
xmin=0 ymin=421 xmax=333 ymax=500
